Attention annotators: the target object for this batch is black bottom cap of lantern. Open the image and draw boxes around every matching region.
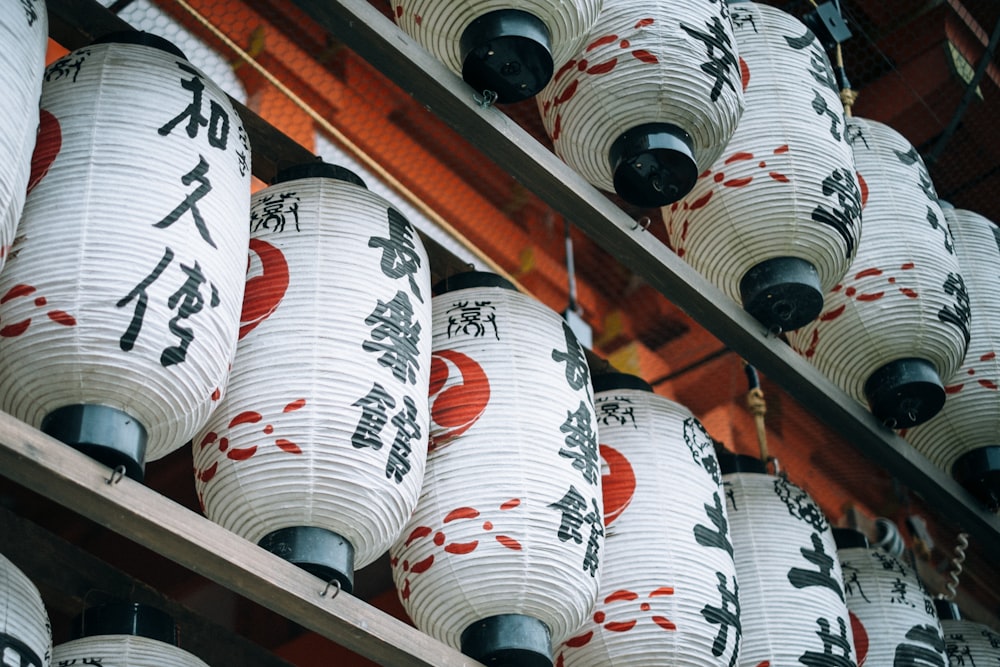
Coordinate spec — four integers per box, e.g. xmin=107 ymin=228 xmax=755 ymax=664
xmin=433 ymin=270 xmax=518 ymax=295
xmin=460 ymin=614 xmax=553 ymax=667
xmin=609 ymin=123 xmax=697 ymax=208
xmin=739 ymin=256 xmax=824 ymax=333
xmin=863 ymin=357 xmax=945 ymax=429
xmin=41 ymin=404 xmax=148 ymax=483
xmin=591 ymin=371 xmax=654 ymax=394
xmin=72 ymin=602 xmax=177 ymax=644
xmin=272 ymin=161 xmax=367 ymax=189
xmin=951 ymin=446 xmax=1000 ymax=512
xmin=460 ymin=9 xmax=553 ymax=104
xmin=933 ymin=598 xmax=962 ymax=621
xmin=258 ymin=526 xmax=355 ymax=594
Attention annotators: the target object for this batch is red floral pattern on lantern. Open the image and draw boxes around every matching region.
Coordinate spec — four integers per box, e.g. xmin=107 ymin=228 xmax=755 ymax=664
xmin=0 ymin=283 xmax=76 ymax=336
xmin=945 ymin=351 xmax=998 ymax=394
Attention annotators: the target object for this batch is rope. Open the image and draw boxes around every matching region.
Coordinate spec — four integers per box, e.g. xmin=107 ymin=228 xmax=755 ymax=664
xmin=942 ymin=532 xmax=969 ymax=601
xmin=743 ymin=362 xmax=769 ymax=463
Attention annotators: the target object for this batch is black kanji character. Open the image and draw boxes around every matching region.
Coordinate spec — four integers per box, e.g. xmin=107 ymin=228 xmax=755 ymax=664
xmin=890 ymin=577 xmax=916 ymax=608
xmin=785 ymin=28 xmax=838 ymax=94
xmin=680 ymin=15 xmax=739 ymax=102
xmin=701 ymin=571 xmax=741 ymax=667
xmin=894 ymin=623 xmax=946 ymax=667
xmin=160 ymin=260 xmax=218 ymax=367
xmin=117 ymin=247 xmax=174 ymax=353
xmin=684 ymin=417 xmax=720 ymax=484
xmin=788 ymin=532 xmax=844 ymax=601
xmin=894 ymin=147 xmax=937 ymax=203
xmin=811 ymin=167 xmax=861 ymax=259
xmin=46 ymin=50 xmax=89 ymax=84
xmin=799 ymin=616 xmax=854 ymax=667
xmin=558 ymin=401 xmax=598 ymax=484
xmin=21 ymin=0 xmax=38 ymax=26
xmin=351 ymin=382 xmax=395 ymax=450
xmin=387 ymin=395 xmax=420 ymax=483
xmin=251 ymin=191 xmax=300 ymax=234
xmin=362 ymin=290 xmax=422 ymax=385
xmin=549 ymin=488 xmax=604 ymax=575
xmin=841 ymin=562 xmax=870 ymax=603
xmin=694 ymin=491 xmax=733 ymax=556
xmin=595 ymin=395 xmax=637 ymax=428
xmin=551 ymin=320 xmax=589 ymax=391
xmin=730 ymin=7 xmax=758 ymax=33
xmin=582 ymin=496 xmax=604 ymax=577
xmin=154 ymin=155 xmax=216 ymax=248
xmin=774 ymin=476 xmax=830 ymax=531
xmin=938 ymin=271 xmax=971 ymax=347
xmin=158 ymin=62 xmax=229 ymax=149
xmin=369 ymin=208 xmax=423 ymax=303
xmin=925 ymin=206 xmax=955 ymax=255
xmin=445 ymin=300 xmax=499 ymax=340
xmin=812 ymin=89 xmax=844 ymax=141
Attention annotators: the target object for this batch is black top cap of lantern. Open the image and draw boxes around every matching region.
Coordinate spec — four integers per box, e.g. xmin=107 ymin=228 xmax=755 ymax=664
xmin=863 ymin=357 xmax=945 ymax=429
xmin=461 ymin=614 xmax=553 ymax=667
xmin=832 ymin=527 xmax=870 ymax=550
xmin=609 ymin=123 xmax=698 ymax=208
xmin=273 ymin=162 xmax=368 ymax=189
xmin=718 ymin=450 xmax=767 ymax=475
xmin=72 ymin=603 xmax=178 ymax=645
xmin=460 ymin=9 xmax=554 ymax=104
xmin=739 ymin=256 xmax=824 ymax=333
xmin=951 ymin=446 xmax=1000 ymax=512
xmin=934 ymin=598 xmax=962 ymax=621
xmin=433 ymin=270 xmax=518 ymax=295
xmin=92 ymin=31 xmax=187 ymax=59
xmin=592 ymin=371 xmax=653 ymax=394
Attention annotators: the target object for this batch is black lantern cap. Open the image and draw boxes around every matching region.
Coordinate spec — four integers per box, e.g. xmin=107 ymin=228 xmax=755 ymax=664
xmin=72 ymin=603 xmax=177 ymax=645
xmin=863 ymin=357 xmax=945 ymax=428
xmin=460 ymin=9 xmax=553 ymax=104
xmin=592 ymin=371 xmax=653 ymax=394
xmin=739 ymin=256 xmax=824 ymax=332
xmin=433 ymin=270 xmax=518 ymax=295
xmin=718 ymin=450 xmax=767 ymax=475
xmin=259 ymin=526 xmax=356 ymax=594
xmin=460 ymin=614 xmax=553 ymax=667
xmin=934 ymin=598 xmax=962 ymax=621
xmin=951 ymin=446 xmax=1000 ymax=512
xmin=41 ymin=404 xmax=148 ymax=483
xmin=272 ymin=161 xmax=367 ymax=189
xmin=832 ymin=527 xmax=870 ymax=550
xmin=609 ymin=123 xmax=697 ymax=207
xmin=92 ymin=31 xmax=187 ymax=59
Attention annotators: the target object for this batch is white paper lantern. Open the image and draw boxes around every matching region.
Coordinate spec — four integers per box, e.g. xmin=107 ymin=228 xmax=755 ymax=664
xmin=905 ymin=207 xmax=1000 ymax=509
xmin=835 ymin=529 xmax=946 ymax=667
xmin=0 ymin=0 xmax=46 ymax=278
xmin=390 ymin=272 xmax=602 ymax=666
xmin=663 ymin=1 xmax=861 ymax=332
xmin=0 ymin=552 xmax=50 ymax=667
xmin=554 ymin=372 xmax=739 ymax=667
xmin=935 ymin=601 xmax=1000 ymax=666
xmin=391 ymin=0 xmax=602 ymax=103
xmin=194 ymin=163 xmax=431 ymax=592
xmin=786 ymin=116 xmax=969 ymax=428
xmin=537 ymin=0 xmax=744 ymax=208
xmin=721 ymin=453 xmax=858 ymax=667
xmin=0 ymin=33 xmax=251 ymax=480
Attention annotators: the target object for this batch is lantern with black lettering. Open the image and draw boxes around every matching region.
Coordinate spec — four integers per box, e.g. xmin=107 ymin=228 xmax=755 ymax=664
xmin=53 ymin=603 xmax=207 ymax=667
xmin=554 ymin=372 xmax=739 ymax=667
xmin=194 ymin=163 xmax=431 ymax=593
xmin=786 ymin=116 xmax=968 ymax=429
xmin=391 ymin=0 xmax=602 ymax=103
xmin=390 ymin=272 xmax=602 ymax=667
xmin=663 ymin=1 xmax=861 ymax=332
xmin=905 ymin=207 xmax=1000 ymax=510
xmin=935 ymin=600 xmax=1000 ymax=665
xmin=835 ymin=528 xmax=946 ymax=667
xmin=537 ymin=0 xmax=744 ymax=208
xmin=0 ymin=33 xmax=251 ymax=481
xmin=721 ymin=453 xmax=858 ymax=667
xmin=0 ymin=551 xmax=51 ymax=667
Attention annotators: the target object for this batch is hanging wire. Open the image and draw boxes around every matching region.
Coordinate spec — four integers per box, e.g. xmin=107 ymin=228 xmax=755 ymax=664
xmin=564 ymin=219 xmax=579 ymax=315
xmin=941 ymin=532 xmax=970 ymax=601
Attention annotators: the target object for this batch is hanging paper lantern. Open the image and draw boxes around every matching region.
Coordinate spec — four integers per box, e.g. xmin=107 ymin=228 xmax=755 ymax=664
xmin=721 ymin=453 xmax=858 ymax=667
xmin=554 ymin=372 xmax=739 ymax=667
xmin=0 ymin=552 xmax=51 ymax=667
xmin=786 ymin=116 xmax=969 ymax=428
xmin=391 ymin=0 xmax=602 ymax=103
xmin=537 ymin=0 xmax=744 ymax=208
xmin=663 ymin=1 xmax=861 ymax=332
xmin=935 ymin=600 xmax=1000 ymax=665
xmin=390 ymin=271 xmax=602 ymax=667
xmin=834 ymin=528 xmax=946 ymax=666
xmin=0 ymin=33 xmax=251 ymax=481
xmin=53 ymin=603 xmax=208 ymax=667
xmin=0 ymin=0 xmax=46 ymax=277
xmin=904 ymin=207 xmax=1000 ymax=509
xmin=194 ymin=163 xmax=431 ymax=592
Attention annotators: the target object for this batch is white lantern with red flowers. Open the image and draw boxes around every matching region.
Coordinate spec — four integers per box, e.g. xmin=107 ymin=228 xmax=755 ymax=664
xmin=0 ymin=33 xmax=251 ymax=482
xmin=390 ymin=271 xmax=602 ymax=667
xmin=554 ymin=372 xmax=739 ymax=667
xmin=721 ymin=453 xmax=857 ymax=667
xmin=194 ymin=163 xmax=431 ymax=593
xmin=537 ymin=0 xmax=744 ymax=208
xmin=391 ymin=0 xmax=602 ymax=103
xmin=0 ymin=551 xmax=51 ymax=667
xmin=905 ymin=207 xmax=1000 ymax=510
xmin=663 ymin=0 xmax=862 ymax=333
xmin=786 ymin=116 xmax=968 ymax=429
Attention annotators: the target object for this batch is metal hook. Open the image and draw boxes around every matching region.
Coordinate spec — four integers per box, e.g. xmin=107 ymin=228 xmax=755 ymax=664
xmin=106 ymin=465 xmax=127 ymax=485
xmin=320 ymin=578 xmax=341 ymax=599
xmin=474 ymin=89 xmax=498 ymax=108
xmin=631 ymin=216 xmax=652 ymax=232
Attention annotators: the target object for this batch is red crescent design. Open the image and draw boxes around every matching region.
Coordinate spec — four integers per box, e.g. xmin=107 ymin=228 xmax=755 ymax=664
xmin=600 ymin=444 xmax=637 ymax=527
xmin=429 ymin=349 xmax=490 ymax=448
xmin=740 ymin=56 xmax=750 ymax=91
xmin=849 ymin=610 xmax=869 ymax=665
xmin=239 ymin=238 xmax=289 ymax=340
xmin=28 ymin=109 xmax=60 ymax=195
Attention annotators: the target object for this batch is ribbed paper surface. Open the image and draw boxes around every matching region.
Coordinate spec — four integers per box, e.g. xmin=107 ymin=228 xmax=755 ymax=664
xmin=194 ymin=175 xmax=431 ymax=569
xmin=0 ymin=41 xmax=250 ymax=462
xmin=53 ymin=635 xmax=208 ymax=667
xmin=391 ymin=283 xmax=602 ymax=649
xmin=537 ymin=0 xmax=744 ymax=192
xmin=0 ymin=552 xmax=51 ymax=667
xmin=942 ymin=619 xmax=1000 ymax=664
xmin=555 ymin=388 xmax=739 ymax=666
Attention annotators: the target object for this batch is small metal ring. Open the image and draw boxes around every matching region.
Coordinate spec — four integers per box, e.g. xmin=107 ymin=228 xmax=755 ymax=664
xmin=320 ymin=578 xmax=341 ymax=599
xmin=106 ymin=465 xmax=127 ymax=485
xmin=474 ymin=89 xmax=498 ymax=108
xmin=631 ymin=216 xmax=652 ymax=232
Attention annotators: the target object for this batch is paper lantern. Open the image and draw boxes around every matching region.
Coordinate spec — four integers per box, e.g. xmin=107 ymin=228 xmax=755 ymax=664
xmin=0 ymin=33 xmax=251 ymax=480
xmin=537 ymin=0 xmax=744 ymax=208
xmin=390 ymin=271 xmax=602 ymax=667
xmin=554 ymin=372 xmax=739 ymax=667
xmin=904 ymin=207 xmax=1000 ymax=509
xmin=786 ymin=116 xmax=969 ymax=428
xmin=0 ymin=0 xmax=46 ymax=278
xmin=835 ymin=528 xmax=946 ymax=666
xmin=193 ymin=163 xmax=431 ymax=592
xmin=391 ymin=0 xmax=602 ymax=103
xmin=0 ymin=552 xmax=50 ymax=667
xmin=721 ymin=453 xmax=858 ymax=667
xmin=935 ymin=600 xmax=1000 ymax=665
xmin=53 ymin=604 xmax=208 ymax=667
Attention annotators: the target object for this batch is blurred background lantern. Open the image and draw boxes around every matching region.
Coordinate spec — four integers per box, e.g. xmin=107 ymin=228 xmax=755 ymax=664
xmin=935 ymin=600 xmax=1000 ymax=665
xmin=786 ymin=116 xmax=969 ymax=429
xmin=53 ymin=603 xmax=208 ymax=667
xmin=663 ymin=0 xmax=861 ymax=333
xmin=554 ymin=372 xmax=740 ymax=667
xmin=0 ymin=33 xmax=250 ymax=482
xmin=834 ymin=528 xmax=946 ymax=666
xmin=391 ymin=271 xmax=601 ymax=667
xmin=537 ymin=0 xmax=744 ymax=208
xmin=391 ymin=0 xmax=602 ymax=103
xmin=904 ymin=207 xmax=1000 ymax=510
xmin=194 ymin=162 xmax=431 ymax=593
xmin=0 ymin=551 xmax=50 ymax=667
xmin=721 ymin=452 xmax=858 ymax=667
xmin=1 ymin=0 xmax=46 ymax=277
